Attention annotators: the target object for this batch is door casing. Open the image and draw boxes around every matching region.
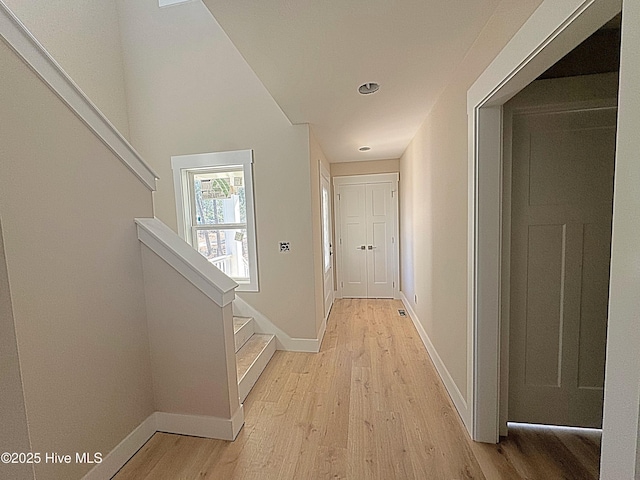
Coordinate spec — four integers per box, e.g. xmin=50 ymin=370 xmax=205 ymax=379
xmin=466 ymin=0 xmax=622 ymax=444
xmin=320 ymin=162 xmax=335 ymax=319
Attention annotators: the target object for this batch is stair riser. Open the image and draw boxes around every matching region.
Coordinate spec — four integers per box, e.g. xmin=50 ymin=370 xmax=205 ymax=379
xmin=238 ymin=336 xmax=276 ymax=403
xmin=234 ymin=320 xmax=255 ymax=352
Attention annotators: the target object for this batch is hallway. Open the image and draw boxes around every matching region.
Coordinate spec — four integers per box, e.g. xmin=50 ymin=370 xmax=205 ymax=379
xmin=113 ymin=299 xmax=600 ymax=479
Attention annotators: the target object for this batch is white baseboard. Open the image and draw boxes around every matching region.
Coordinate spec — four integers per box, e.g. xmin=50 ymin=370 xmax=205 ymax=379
xmin=81 ymin=413 xmax=157 ymax=480
xmin=155 ymin=407 xmax=245 ymax=441
xmin=317 ymin=312 xmax=328 ymax=351
xmin=233 ymin=296 xmax=322 ymax=353
xmin=276 ymin=335 xmax=320 ymax=353
xmin=400 ymin=292 xmax=471 ymax=430
xmin=81 ymin=406 xmax=244 ymax=480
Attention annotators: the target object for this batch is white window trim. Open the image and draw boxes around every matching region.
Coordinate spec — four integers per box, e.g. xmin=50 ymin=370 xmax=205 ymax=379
xmin=172 ymin=149 xmax=259 ymax=292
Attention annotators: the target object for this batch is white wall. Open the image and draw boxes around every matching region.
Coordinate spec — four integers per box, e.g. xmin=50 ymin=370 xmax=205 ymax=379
xmin=330 ymin=159 xmax=400 ymax=178
xmin=117 ymin=0 xmax=318 ymax=340
xmin=4 ymin=0 xmax=131 ymax=137
xmin=0 ymin=220 xmax=34 ymax=480
xmin=600 ymin=0 xmax=640 ymax=476
xmin=400 ymin=0 xmax=543 ymax=402
xmin=0 ymin=39 xmax=155 ymax=479
xmin=140 ymin=245 xmax=239 ymax=420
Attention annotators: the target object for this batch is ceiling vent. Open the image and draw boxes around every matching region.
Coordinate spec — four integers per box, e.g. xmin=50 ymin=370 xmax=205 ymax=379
xmin=358 ymin=83 xmax=380 ymax=95
xmin=358 ymin=146 xmax=371 ymax=152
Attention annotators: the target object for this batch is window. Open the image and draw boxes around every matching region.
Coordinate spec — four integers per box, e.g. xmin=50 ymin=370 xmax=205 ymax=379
xmin=172 ymin=150 xmax=259 ymax=291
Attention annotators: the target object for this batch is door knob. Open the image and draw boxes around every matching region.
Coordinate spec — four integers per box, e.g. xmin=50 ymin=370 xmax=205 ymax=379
xmin=359 ymin=245 xmax=366 ymax=250
xmin=368 ymin=245 xmax=376 ymax=250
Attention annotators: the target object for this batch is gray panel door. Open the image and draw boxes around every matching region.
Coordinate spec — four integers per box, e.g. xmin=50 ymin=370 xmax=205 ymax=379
xmin=509 ymin=106 xmax=616 ymax=428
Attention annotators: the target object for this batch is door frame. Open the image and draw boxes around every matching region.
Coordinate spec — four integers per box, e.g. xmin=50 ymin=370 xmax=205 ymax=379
xmin=333 ymin=173 xmax=400 ymax=300
xmin=320 ymin=161 xmax=335 ymax=319
xmin=466 ymin=0 xmax=622 ymax=444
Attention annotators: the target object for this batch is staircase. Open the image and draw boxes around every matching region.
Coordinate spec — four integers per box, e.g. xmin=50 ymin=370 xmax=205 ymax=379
xmin=233 ymin=316 xmax=276 ymax=402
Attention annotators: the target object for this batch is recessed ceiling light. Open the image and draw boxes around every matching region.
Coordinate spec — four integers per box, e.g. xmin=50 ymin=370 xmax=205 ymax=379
xmin=358 ymin=146 xmax=371 ymax=152
xmin=358 ymin=83 xmax=380 ymax=95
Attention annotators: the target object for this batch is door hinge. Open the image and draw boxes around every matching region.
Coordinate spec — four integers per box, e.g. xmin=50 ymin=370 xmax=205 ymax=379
xmin=337 ymin=193 xmax=341 ymax=201
xmin=392 ymin=236 xmax=395 ymax=244
xmin=339 ymin=238 xmax=342 ymax=245
xmin=341 ymin=281 xmax=344 ymax=288
xmin=391 ymin=190 xmax=395 ymax=198
xmin=393 ymin=281 xmax=395 ymax=288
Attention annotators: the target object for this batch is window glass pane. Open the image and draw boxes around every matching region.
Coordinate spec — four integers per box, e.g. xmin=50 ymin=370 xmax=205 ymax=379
xmin=193 ymin=170 xmax=246 ymax=225
xmin=196 ymin=228 xmax=250 ymax=281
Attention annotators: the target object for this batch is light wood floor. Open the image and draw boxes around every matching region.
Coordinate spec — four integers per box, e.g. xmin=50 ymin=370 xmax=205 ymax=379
xmin=113 ymin=299 xmax=600 ymax=479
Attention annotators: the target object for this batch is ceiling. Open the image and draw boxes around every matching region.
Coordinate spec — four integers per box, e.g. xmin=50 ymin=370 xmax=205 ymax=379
xmin=202 ymin=0 xmax=502 ymax=163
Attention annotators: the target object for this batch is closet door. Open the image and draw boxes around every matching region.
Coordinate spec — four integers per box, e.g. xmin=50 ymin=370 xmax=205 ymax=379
xmin=338 ymin=183 xmax=367 ymax=298
xmin=336 ymin=176 xmax=397 ymax=299
xmin=365 ymin=182 xmax=394 ymax=298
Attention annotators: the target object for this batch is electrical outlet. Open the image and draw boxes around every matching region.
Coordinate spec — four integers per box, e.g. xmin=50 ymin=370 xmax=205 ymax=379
xmin=279 ymin=242 xmax=290 ymax=253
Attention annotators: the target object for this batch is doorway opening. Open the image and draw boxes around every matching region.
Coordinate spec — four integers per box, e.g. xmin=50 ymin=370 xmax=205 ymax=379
xmin=467 ymin=0 xmax=622 ymax=445
xmin=501 ymin=26 xmax=620 ymax=434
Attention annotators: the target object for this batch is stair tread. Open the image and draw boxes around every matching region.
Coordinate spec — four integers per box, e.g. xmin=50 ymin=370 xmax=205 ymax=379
xmin=236 ymin=334 xmax=275 ymax=380
xmin=233 ymin=316 xmax=252 ymax=334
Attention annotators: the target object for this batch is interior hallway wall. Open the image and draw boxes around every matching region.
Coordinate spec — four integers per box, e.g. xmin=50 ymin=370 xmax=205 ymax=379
xmin=330 ymin=159 xmax=400 ymax=178
xmin=117 ymin=0 xmax=318 ymax=339
xmin=0 ymin=220 xmax=34 ymax=480
xmin=0 ymin=39 xmax=155 ymax=479
xmin=400 ymin=0 xmax=543 ymax=402
xmin=3 ymin=0 xmax=132 ymax=136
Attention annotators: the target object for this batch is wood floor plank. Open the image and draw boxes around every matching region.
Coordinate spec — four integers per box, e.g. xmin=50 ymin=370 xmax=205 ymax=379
xmin=113 ymin=299 xmax=601 ymax=480
xmin=318 ymin=346 xmax=352 ymax=449
xmin=111 ymin=433 xmax=174 ymax=479
xmin=312 ymin=445 xmax=347 ymax=480
xmin=374 ymin=410 xmax=416 ymax=480
xmin=347 ymin=366 xmax=378 ymax=479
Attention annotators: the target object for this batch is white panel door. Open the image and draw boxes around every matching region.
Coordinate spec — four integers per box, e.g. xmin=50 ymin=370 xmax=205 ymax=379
xmin=340 ymin=184 xmax=368 ymax=297
xmin=337 ymin=180 xmax=395 ymax=298
xmin=509 ymin=106 xmax=616 ymax=428
xmin=366 ymin=182 xmax=394 ymax=298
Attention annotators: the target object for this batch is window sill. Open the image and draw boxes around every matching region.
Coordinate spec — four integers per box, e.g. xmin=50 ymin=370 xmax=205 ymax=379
xmin=235 ymin=283 xmax=259 ymax=293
